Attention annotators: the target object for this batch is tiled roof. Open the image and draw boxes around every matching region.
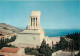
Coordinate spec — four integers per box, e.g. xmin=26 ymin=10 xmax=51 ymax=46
xmin=0 ymin=54 xmax=13 ymax=56
xmin=0 ymin=36 xmax=4 ymax=38
xmin=0 ymin=47 xmax=19 ymax=53
xmin=0 ymin=54 xmax=10 ymax=56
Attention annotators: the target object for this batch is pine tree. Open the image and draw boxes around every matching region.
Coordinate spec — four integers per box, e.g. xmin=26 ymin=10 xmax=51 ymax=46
xmin=39 ymin=39 xmax=52 ymax=56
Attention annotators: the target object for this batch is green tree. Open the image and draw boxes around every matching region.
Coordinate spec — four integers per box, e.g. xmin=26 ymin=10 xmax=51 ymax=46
xmin=39 ymin=39 xmax=52 ymax=56
xmin=59 ymin=37 xmax=68 ymax=51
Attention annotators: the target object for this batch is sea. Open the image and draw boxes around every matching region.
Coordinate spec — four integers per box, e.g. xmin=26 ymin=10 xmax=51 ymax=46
xmin=20 ymin=27 xmax=80 ymax=37
xmin=44 ymin=29 xmax=80 ymax=37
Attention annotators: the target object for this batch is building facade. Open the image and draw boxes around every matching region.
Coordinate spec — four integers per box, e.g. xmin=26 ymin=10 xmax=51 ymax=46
xmin=12 ymin=11 xmax=60 ymax=48
xmin=12 ymin=11 xmax=45 ymax=48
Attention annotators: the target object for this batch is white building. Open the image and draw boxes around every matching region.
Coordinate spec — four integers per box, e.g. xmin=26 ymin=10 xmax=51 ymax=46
xmin=12 ymin=11 xmax=46 ymax=48
xmin=12 ymin=11 xmax=60 ymax=48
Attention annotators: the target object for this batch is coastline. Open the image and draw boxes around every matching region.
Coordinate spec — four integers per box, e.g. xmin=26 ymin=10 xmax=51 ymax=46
xmin=49 ymin=37 xmax=60 ymax=44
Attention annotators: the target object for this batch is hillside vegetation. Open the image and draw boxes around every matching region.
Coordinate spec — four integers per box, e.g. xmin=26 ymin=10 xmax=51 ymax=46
xmin=52 ymin=32 xmax=80 ymax=52
xmin=0 ymin=23 xmax=22 ymax=35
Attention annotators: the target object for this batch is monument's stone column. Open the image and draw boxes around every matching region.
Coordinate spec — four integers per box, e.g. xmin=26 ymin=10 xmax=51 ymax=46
xmin=36 ymin=18 xmax=37 ymax=26
xmin=12 ymin=11 xmax=45 ymax=48
xmin=30 ymin=11 xmax=41 ymax=29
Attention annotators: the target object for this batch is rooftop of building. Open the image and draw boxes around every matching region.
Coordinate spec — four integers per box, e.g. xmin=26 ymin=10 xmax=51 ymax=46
xmin=0 ymin=47 xmax=19 ymax=53
xmin=0 ymin=36 xmax=4 ymax=38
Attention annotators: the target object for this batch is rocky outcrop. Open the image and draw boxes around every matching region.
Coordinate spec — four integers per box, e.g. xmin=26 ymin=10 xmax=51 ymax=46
xmin=0 ymin=23 xmax=22 ymax=35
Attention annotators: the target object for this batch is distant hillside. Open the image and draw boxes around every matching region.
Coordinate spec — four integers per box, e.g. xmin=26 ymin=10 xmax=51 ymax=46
xmin=0 ymin=23 xmax=22 ymax=35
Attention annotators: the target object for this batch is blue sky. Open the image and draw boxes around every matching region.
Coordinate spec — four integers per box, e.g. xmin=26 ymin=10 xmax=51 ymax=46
xmin=0 ymin=1 xmax=80 ymax=29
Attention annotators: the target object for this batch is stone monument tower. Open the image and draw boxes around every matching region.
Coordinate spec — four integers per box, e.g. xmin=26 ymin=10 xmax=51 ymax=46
xmin=13 ymin=11 xmax=45 ymax=48
xmin=27 ymin=11 xmax=40 ymax=29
